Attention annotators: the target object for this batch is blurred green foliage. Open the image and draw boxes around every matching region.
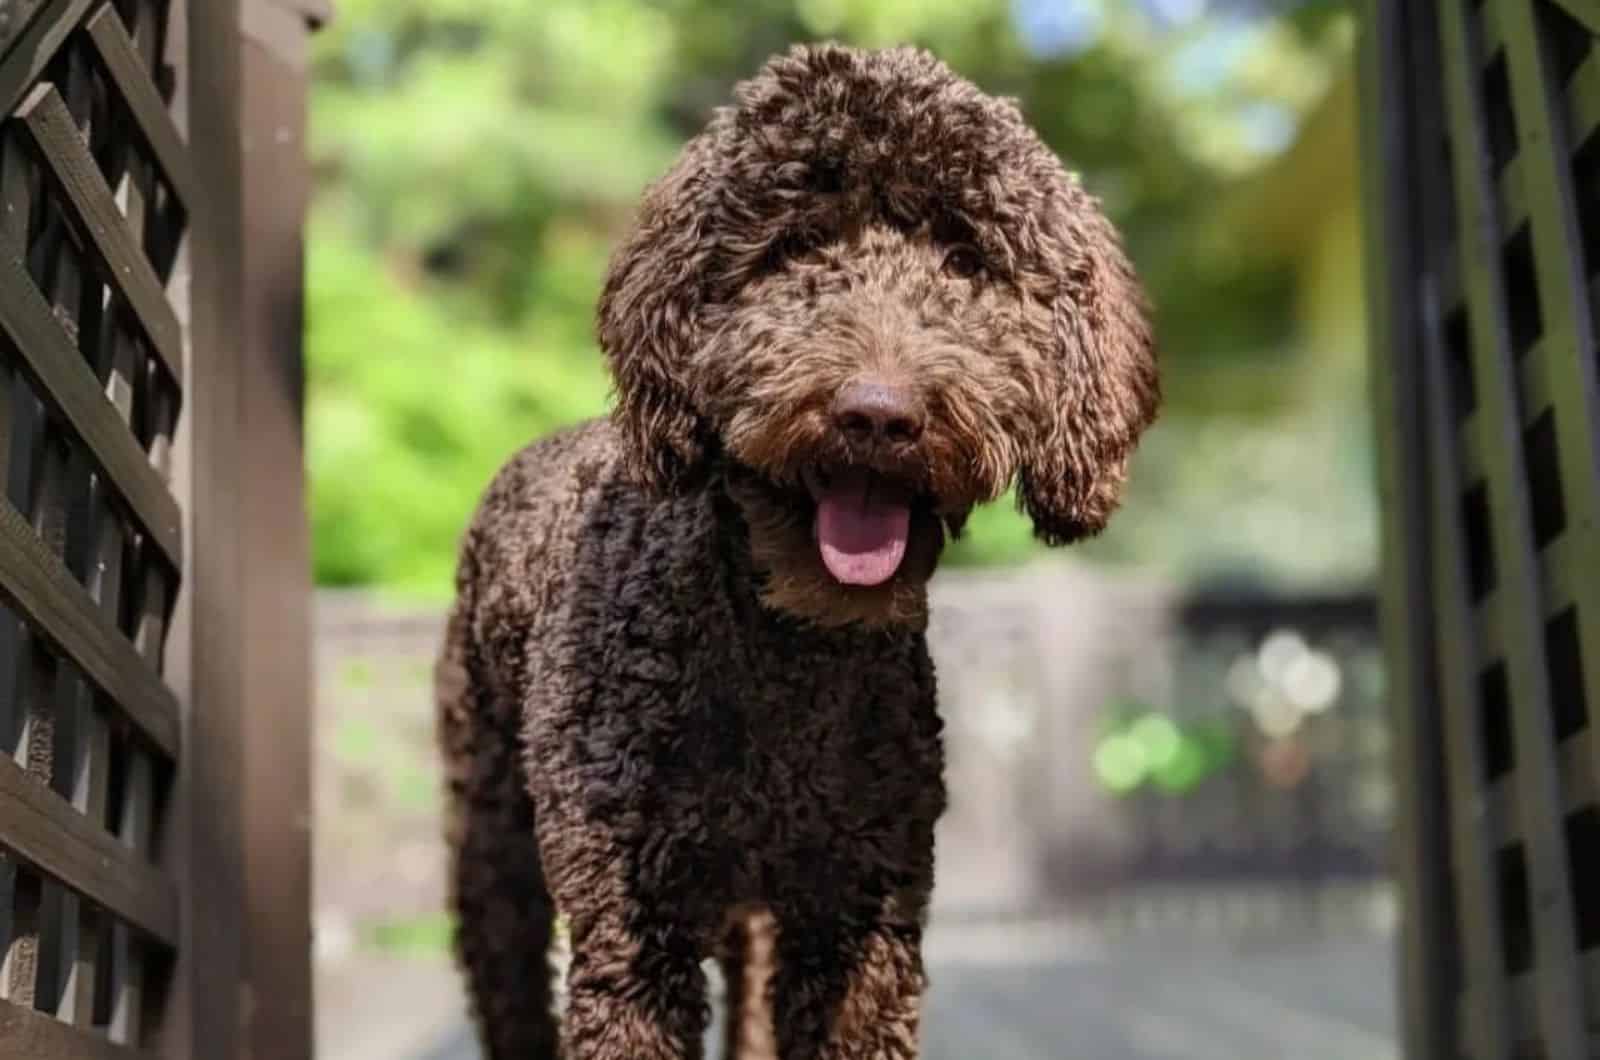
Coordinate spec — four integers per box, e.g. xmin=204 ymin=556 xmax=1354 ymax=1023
xmin=360 ymin=911 xmax=455 ymax=957
xmin=308 ymin=0 xmax=1359 ymax=597
xmin=1093 ymin=706 xmax=1238 ymax=796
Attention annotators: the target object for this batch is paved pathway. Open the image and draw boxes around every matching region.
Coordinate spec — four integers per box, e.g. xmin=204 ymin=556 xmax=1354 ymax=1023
xmin=390 ymin=921 xmax=1397 ymax=1060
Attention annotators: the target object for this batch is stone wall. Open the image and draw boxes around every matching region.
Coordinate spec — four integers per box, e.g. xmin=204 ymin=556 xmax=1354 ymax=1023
xmin=311 ymin=563 xmax=1387 ymax=940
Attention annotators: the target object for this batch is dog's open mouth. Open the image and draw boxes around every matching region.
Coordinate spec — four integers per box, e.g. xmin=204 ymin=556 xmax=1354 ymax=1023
xmin=803 ymin=467 xmax=918 ymax=586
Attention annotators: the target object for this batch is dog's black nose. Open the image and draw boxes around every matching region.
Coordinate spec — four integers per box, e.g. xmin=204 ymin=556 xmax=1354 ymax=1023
xmin=831 ymin=380 xmax=925 ymax=447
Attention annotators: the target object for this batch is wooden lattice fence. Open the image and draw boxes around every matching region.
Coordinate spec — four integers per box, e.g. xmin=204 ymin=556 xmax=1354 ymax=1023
xmin=1363 ymin=1 xmax=1600 ymax=1057
xmin=0 ymin=0 xmax=320 ymax=1056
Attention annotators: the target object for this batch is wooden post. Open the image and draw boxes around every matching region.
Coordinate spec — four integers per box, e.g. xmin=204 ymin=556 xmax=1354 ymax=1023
xmin=239 ymin=1 xmax=321 ymax=1056
xmin=168 ymin=0 xmax=248 ymax=1053
xmin=174 ymin=1 xmax=321 ymax=1057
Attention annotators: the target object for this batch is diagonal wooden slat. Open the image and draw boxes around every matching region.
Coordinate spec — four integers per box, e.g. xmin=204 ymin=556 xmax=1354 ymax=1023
xmin=0 ymin=496 xmax=178 ymax=759
xmin=0 ymin=0 xmax=94 ymax=117
xmin=1474 ymin=532 xmax=1583 ymax=667
xmin=1 ymin=0 xmax=100 ymax=119
xmin=1465 ymin=981 xmax=1600 ymax=1060
xmin=0 ymin=250 xmax=181 ymax=572
xmin=0 ymin=0 xmax=53 ymax=60
xmin=1457 ymin=334 xmax=1557 ymax=470
xmin=16 ymin=83 xmax=183 ymax=388
xmin=83 ymin=5 xmax=192 ymax=210
xmin=1484 ymin=727 xmax=1600 ymax=841
xmin=0 ymin=994 xmax=147 ymax=1058
xmin=1481 ymin=0 xmax=1510 ymax=59
xmin=0 ymin=756 xmax=176 ymax=947
xmin=1500 ymin=154 xmax=1526 ymax=231
xmin=1435 ymin=1 xmax=1592 ymax=1055
xmin=1548 ymin=0 xmax=1600 ymax=33
xmin=1566 ymin=49 xmax=1600 ymax=144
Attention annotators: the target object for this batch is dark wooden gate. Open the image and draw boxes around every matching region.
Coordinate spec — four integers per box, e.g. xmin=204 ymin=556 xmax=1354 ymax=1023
xmin=1363 ymin=1 xmax=1600 ymax=1057
xmin=0 ymin=0 xmax=320 ymax=1056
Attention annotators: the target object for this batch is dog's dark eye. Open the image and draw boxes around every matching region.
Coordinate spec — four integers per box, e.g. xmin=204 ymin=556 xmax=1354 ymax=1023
xmin=942 ymin=245 xmax=984 ymax=279
xmin=772 ymin=231 xmax=825 ymax=269
xmin=811 ymin=161 xmax=844 ymax=194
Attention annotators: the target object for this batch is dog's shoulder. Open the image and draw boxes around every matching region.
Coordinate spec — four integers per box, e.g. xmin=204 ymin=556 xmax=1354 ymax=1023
xmin=467 ymin=417 xmax=624 ymax=539
xmin=452 ymin=417 xmax=619 ymax=612
xmin=454 ymin=415 xmax=715 ymax=622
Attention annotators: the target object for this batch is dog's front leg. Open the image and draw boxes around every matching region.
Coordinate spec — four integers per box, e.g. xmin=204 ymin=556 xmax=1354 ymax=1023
xmin=771 ymin=917 xmax=925 ymax=1060
xmin=561 ymin=910 xmax=710 ymax=1060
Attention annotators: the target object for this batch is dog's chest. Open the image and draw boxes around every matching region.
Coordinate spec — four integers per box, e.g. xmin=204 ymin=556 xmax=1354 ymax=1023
xmin=678 ymin=638 xmax=944 ymax=856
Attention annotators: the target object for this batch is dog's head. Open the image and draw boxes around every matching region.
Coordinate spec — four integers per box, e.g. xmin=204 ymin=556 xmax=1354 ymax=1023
xmin=598 ymin=44 xmax=1159 ymax=629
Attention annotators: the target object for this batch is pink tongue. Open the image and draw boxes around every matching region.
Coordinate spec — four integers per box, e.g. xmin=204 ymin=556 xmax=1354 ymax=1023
xmin=814 ymin=478 xmax=911 ymax=586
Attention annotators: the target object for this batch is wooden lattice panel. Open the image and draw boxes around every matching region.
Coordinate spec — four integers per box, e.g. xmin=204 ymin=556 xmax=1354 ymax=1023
xmin=1365 ymin=1 xmax=1600 ymax=1057
xmin=0 ymin=0 xmax=185 ymax=1053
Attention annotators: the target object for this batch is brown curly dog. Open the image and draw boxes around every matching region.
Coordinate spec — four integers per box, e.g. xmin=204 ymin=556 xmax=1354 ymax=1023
xmin=436 ymin=42 xmax=1158 ymax=1060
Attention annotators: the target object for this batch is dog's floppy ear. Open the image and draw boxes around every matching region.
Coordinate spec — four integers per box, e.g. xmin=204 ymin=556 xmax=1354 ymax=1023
xmin=1016 ymin=182 xmax=1160 ymax=545
xmin=597 ymin=134 xmax=720 ymax=493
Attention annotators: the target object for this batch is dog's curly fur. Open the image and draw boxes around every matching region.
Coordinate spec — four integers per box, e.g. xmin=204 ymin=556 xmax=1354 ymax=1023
xmin=437 ymin=43 xmax=1158 ymax=1060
